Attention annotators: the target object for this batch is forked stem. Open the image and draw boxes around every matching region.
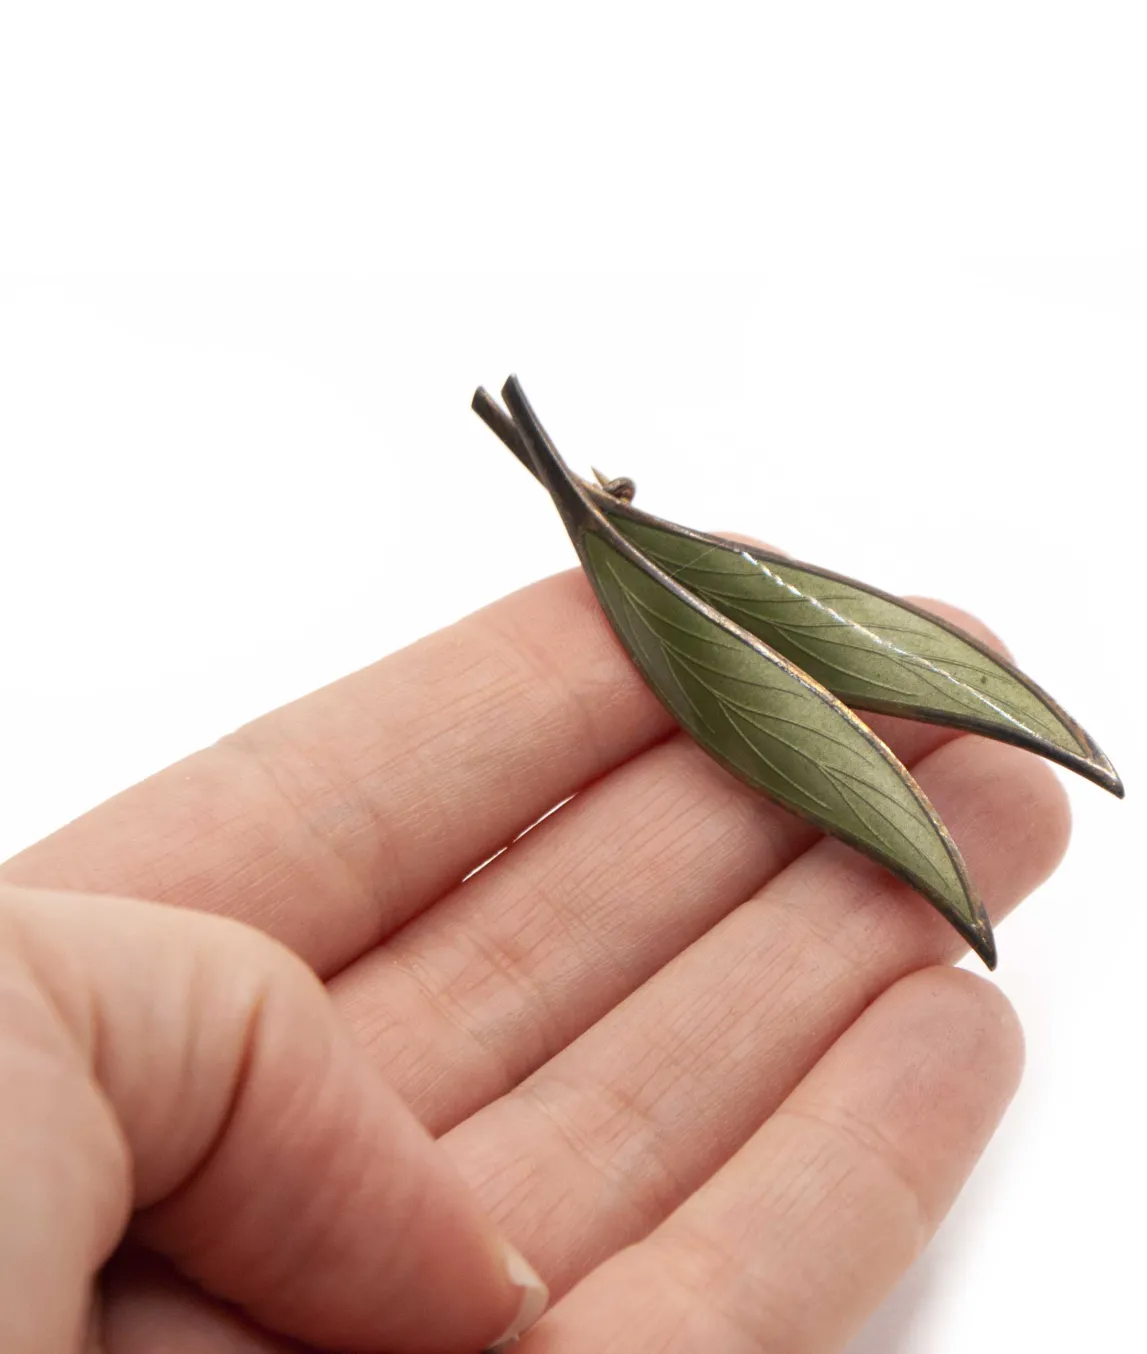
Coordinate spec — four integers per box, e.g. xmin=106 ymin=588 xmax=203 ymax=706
xmin=472 ymin=384 xmax=635 ymax=501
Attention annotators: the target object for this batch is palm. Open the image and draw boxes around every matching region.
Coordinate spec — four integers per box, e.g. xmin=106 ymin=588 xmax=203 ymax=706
xmin=5 ymin=563 xmax=1066 ymax=1352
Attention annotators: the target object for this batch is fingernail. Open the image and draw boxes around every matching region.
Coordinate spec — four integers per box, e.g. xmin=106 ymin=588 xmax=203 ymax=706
xmin=484 ymin=1240 xmax=549 ymax=1350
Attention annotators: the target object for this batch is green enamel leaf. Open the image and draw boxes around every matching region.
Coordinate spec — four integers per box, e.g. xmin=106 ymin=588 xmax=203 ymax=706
xmin=600 ymin=505 xmax=1122 ymax=797
xmin=471 ymin=384 xmax=1119 ymax=797
xmin=581 ymin=533 xmax=990 ymax=959
xmin=498 ymin=378 xmax=995 ymax=967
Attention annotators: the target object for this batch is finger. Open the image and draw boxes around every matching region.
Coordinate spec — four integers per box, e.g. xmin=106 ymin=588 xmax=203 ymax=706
xmin=0 ymin=885 xmax=546 ymax=1354
xmin=330 ymin=601 xmax=1010 ymax=1132
xmin=99 ymin=1249 xmax=303 ymax=1354
xmin=525 ymin=967 xmax=1023 ymax=1353
xmin=442 ymin=738 xmax=1068 ymax=1295
xmin=0 ymin=568 xmax=673 ymax=974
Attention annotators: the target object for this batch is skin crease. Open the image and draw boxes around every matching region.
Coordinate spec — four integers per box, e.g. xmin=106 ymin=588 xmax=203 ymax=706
xmin=0 ymin=559 xmax=1069 ymax=1354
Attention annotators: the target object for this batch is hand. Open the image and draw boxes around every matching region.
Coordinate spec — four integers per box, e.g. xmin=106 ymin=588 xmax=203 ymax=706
xmin=0 ymin=561 xmax=1068 ymax=1353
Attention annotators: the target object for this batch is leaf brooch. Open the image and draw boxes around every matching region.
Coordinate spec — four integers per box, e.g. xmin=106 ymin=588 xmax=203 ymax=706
xmin=473 ymin=376 xmax=1123 ymax=969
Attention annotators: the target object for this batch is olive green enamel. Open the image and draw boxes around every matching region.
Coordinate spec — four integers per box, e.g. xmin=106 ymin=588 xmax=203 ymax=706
xmin=580 ymin=529 xmax=991 ymax=958
xmin=496 ymin=376 xmax=997 ymax=965
xmin=602 ymin=507 xmax=1121 ymax=795
xmin=472 ymin=382 xmax=1118 ymax=796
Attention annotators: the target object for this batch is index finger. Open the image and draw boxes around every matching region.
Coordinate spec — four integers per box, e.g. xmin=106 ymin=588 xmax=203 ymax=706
xmin=1 ymin=568 xmax=673 ymax=975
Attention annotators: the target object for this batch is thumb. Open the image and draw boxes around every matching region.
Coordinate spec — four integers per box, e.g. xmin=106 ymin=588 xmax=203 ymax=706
xmin=0 ymin=883 xmax=547 ymax=1354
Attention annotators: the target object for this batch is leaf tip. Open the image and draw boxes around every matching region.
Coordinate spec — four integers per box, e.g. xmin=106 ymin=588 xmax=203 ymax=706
xmin=1062 ymin=742 xmax=1124 ymax=798
xmin=1092 ymin=752 xmax=1125 ymax=799
xmin=973 ymin=923 xmax=998 ymax=972
xmin=944 ymin=872 xmax=996 ymax=970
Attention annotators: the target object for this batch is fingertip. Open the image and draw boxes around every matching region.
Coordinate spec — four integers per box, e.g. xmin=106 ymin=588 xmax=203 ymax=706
xmin=821 ymin=964 xmax=1027 ymax=1222
xmin=886 ymin=965 xmax=1026 ymax=1097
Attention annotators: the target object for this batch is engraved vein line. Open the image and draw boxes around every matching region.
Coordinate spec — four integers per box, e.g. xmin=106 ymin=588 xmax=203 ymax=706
xmin=713 ymin=694 xmax=836 ymax=811
xmin=604 ymin=571 xmax=794 ymax=693
xmin=605 ymin=570 xmax=749 ymax=679
xmin=608 ymin=567 xmax=744 ymax=650
xmin=907 ymin=663 xmax=1058 ymax=738
xmin=701 ymin=686 xmax=877 ymax=762
xmin=597 ymin=555 xmax=839 ymax=814
xmin=643 ymin=555 xmax=796 ymax=584
xmin=618 ymin=588 xmax=790 ymax=741
xmin=826 ymin=769 xmax=940 ymax=886
xmin=648 ymin=542 xmax=729 ymax=584
xmin=606 ymin=601 xmax=790 ymax=792
xmin=711 ymin=693 xmax=896 ymax=817
xmin=605 ymin=563 xmax=715 ymax=734
xmin=639 ymin=553 xmax=833 ymax=600
xmin=739 ymin=623 xmax=918 ymax=698
xmin=661 ymin=645 xmax=722 ymax=736
xmin=822 ymin=764 xmax=949 ymax=894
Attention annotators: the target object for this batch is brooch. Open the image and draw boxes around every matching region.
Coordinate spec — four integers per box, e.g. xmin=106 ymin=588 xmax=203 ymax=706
xmin=473 ymin=377 xmax=1122 ymax=968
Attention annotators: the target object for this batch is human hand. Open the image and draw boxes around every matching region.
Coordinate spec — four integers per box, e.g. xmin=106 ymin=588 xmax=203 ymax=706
xmin=0 ymin=559 xmax=1069 ymax=1353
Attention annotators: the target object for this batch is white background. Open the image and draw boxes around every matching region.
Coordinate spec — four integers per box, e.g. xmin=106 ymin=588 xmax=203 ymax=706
xmin=1 ymin=5 xmax=1143 ymax=1350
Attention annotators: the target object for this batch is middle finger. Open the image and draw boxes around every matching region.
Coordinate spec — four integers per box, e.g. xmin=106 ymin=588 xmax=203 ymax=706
xmin=331 ymin=601 xmax=1009 ymax=1132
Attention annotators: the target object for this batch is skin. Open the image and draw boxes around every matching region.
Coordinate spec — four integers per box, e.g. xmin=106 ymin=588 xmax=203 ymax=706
xmin=0 ymin=553 xmax=1069 ymax=1354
